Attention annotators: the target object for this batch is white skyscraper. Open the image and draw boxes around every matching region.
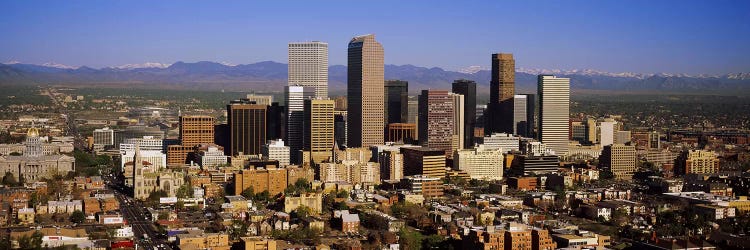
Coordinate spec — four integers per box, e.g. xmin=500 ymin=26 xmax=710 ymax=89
xmin=285 ymin=85 xmax=315 ymax=164
xmin=537 ymin=75 xmax=570 ymax=156
xmin=450 ymin=92 xmax=465 ymax=151
xmin=262 ymin=139 xmax=291 ymax=167
xmin=288 ymin=41 xmax=329 ymax=98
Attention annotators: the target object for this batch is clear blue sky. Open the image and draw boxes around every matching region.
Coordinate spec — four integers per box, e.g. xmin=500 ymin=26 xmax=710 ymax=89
xmin=1 ymin=0 xmax=748 ymax=74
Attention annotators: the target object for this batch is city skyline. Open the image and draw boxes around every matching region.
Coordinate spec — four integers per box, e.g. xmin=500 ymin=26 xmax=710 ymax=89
xmin=1 ymin=1 xmax=749 ymax=75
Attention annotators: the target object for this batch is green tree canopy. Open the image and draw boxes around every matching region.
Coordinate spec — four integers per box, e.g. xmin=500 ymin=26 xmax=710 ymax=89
xmin=69 ymin=210 xmax=86 ymax=224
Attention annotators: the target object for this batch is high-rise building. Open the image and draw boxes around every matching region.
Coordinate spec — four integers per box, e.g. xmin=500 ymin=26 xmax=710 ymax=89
xmin=450 ymin=93 xmax=465 ymax=152
xmin=487 ymin=53 xmax=515 ymax=135
xmin=267 ymin=102 xmax=284 ymax=141
xmin=600 ymin=121 xmax=615 ymax=146
xmin=379 ymin=149 xmax=404 ymax=182
xmin=334 ymin=111 xmax=347 ymax=148
xmin=599 ymin=144 xmax=637 ymax=180
xmin=418 ymin=90 xmax=455 ymax=156
xmin=179 ymin=115 xmax=215 ymax=147
xmin=537 ymin=75 xmax=570 ymax=156
xmin=513 ymin=94 xmax=533 ymax=137
xmin=347 ymin=34 xmax=384 ymax=147
xmin=452 ymin=80 xmax=477 ymax=148
xmin=676 ymin=150 xmax=719 ymax=175
xmin=285 ymin=86 xmax=315 ymax=163
xmin=482 ymin=133 xmax=520 ymax=153
xmin=288 ymin=41 xmax=328 ymax=98
xmin=303 ymin=99 xmax=335 ymax=164
xmin=402 ymin=147 xmax=446 ymax=178
xmin=454 ymin=144 xmax=504 ymax=180
xmin=227 ymin=99 xmax=267 ymax=156
xmin=648 ymin=131 xmax=660 ymax=150
xmin=262 ymin=139 xmax=290 ymax=167
xmin=384 ymin=80 xmax=409 ymax=124
xmin=525 ymin=94 xmax=536 ymax=138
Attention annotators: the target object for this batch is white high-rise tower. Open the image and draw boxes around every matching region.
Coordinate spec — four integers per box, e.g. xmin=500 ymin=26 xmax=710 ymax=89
xmin=288 ymin=41 xmax=329 ymax=98
xmin=537 ymin=75 xmax=570 ymax=156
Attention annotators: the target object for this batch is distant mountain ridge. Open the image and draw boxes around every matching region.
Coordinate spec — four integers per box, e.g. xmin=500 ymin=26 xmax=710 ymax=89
xmin=1 ymin=61 xmax=749 ymax=94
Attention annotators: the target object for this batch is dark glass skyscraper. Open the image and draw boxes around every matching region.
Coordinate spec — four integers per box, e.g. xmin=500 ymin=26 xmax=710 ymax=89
xmin=384 ymin=80 xmax=409 ymax=125
xmin=227 ymin=99 xmax=267 ymax=156
xmin=452 ymin=79 xmax=476 ymax=148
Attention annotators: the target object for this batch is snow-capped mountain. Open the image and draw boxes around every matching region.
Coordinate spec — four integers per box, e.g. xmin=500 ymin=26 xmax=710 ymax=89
xmin=113 ymin=62 xmax=172 ymax=69
xmin=40 ymin=62 xmax=78 ymax=69
xmin=458 ymin=65 xmax=489 ymax=74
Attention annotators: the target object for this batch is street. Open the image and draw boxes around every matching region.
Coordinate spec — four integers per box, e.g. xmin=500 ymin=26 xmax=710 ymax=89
xmin=113 ymin=188 xmax=173 ymax=250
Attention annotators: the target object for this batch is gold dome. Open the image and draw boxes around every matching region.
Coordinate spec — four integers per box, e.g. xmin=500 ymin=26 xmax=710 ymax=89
xmin=26 ymin=127 xmax=40 ymax=138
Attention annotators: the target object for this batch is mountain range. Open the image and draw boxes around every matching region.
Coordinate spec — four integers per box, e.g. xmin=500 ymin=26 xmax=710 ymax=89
xmin=1 ymin=61 xmax=749 ymax=95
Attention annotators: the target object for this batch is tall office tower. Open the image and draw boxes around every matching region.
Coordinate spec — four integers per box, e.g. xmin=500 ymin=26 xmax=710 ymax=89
xmin=525 ymin=94 xmax=536 ymax=138
xmin=418 ymin=90 xmax=455 ymax=156
xmin=450 ymin=93 xmax=465 ymax=152
xmin=487 ymin=53 xmax=515 ymax=134
xmin=347 ymin=34 xmax=384 ymax=147
xmin=537 ymin=75 xmax=570 ymax=156
xmin=267 ymin=102 xmax=284 ymax=141
xmin=179 ymin=115 xmax=215 ymax=147
xmin=584 ymin=117 xmax=597 ymax=144
xmin=227 ymin=99 xmax=267 ymax=156
xmin=285 ymin=86 xmax=315 ymax=163
xmin=384 ymin=80 xmax=409 ymax=124
xmin=600 ymin=121 xmax=615 ymax=146
xmin=288 ymin=41 xmax=329 ymax=98
xmin=379 ymin=149 xmax=404 ymax=181
xmin=304 ymin=99 xmax=335 ymax=164
xmin=334 ymin=111 xmax=347 ymax=148
xmin=513 ymin=95 xmax=528 ymax=137
xmin=245 ymin=94 xmax=274 ymax=106
xmin=599 ymin=144 xmax=637 ymax=180
xmin=452 ymin=79 xmax=477 ymax=149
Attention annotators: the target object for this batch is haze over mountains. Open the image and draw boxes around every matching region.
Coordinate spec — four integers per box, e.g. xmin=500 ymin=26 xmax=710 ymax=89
xmin=1 ymin=61 xmax=749 ymax=95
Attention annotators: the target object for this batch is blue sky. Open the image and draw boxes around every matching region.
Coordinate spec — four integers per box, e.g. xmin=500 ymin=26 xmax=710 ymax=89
xmin=1 ymin=0 xmax=748 ymax=74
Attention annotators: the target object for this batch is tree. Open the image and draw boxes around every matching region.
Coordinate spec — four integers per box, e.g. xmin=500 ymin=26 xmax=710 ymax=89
xmin=292 ymin=205 xmax=313 ymax=220
xmin=2 ymin=172 xmax=19 ymax=186
xmin=336 ymin=189 xmax=349 ymax=199
xmin=228 ymin=220 xmax=248 ymax=240
xmin=240 ymin=186 xmax=255 ymax=199
xmin=69 ymin=210 xmax=86 ymax=224
xmin=399 ymin=228 xmax=424 ymax=250
xmin=254 ymin=190 xmax=270 ymax=203
xmin=176 ymin=184 xmax=193 ymax=199
xmin=16 ymin=231 xmax=43 ymax=250
xmin=422 ymin=234 xmax=447 ymax=249
xmin=285 ymin=178 xmax=313 ymax=195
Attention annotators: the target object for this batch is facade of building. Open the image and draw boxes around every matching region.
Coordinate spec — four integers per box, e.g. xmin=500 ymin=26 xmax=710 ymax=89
xmin=286 ymin=85 xmax=315 ymax=164
xmin=284 ymin=193 xmax=322 ymax=213
xmin=179 ymin=115 xmax=215 ymax=147
xmin=227 ymin=100 xmax=267 ymax=156
xmin=384 ymin=80 xmax=409 ymax=126
xmin=245 ymin=94 xmax=274 ymax=106
xmin=599 ymin=144 xmax=637 ymax=180
xmin=289 ymin=41 xmax=329 ymax=98
xmin=402 ymin=147 xmax=446 ymax=178
xmin=198 ymin=146 xmax=228 ymax=168
xmin=387 ymin=123 xmax=416 ymax=143
xmin=454 ymin=145 xmax=504 ymax=180
xmin=451 ymin=93 xmax=466 ymax=152
xmin=304 ymin=99 xmax=335 ymax=164
xmin=347 ymin=34 xmax=385 ymax=148
xmin=262 ymin=139 xmax=290 ymax=167
xmin=92 ymin=127 xmax=114 ymax=147
xmin=418 ymin=90 xmax=455 ymax=156
xmin=0 ymin=129 xmax=75 ymax=181
xmin=677 ymin=150 xmax=720 ymax=175
xmin=486 ymin=53 xmax=515 ymax=135
xmin=379 ymin=149 xmax=404 ymax=182
xmin=233 ymin=168 xmax=288 ymax=196
xmin=537 ymin=75 xmax=570 ymax=156
xmin=483 ymin=133 xmax=521 ymax=153
xmin=452 ymin=79 xmax=477 ymax=149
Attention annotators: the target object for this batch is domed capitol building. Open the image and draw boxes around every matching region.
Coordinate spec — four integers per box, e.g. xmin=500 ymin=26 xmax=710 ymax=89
xmin=0 ymin=128 xmax=75 ymax=181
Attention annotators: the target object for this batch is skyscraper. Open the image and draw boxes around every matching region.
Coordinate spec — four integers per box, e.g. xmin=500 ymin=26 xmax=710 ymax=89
xmin=487 ymin=53 xmax=515 ymax=135
xmin=537 ymin=75 xmax=570 ymax=156
xmin=304 ymin=99 xmax=335 ymax=164
xmin=513 ymin=95 xmax=528 ymax=137
xmin=384 ymin=80 xmax=409 ymax=125
xmin=227 ymin=99 xmax=267 ymax=156
xmin=347 ymin=34 xmax=384 ymax=147
xmin=267 ymin=102 xmax=284 ymax=141
xmin=288 ymin=41 xmax=329 ymax=98
xmin=452 ymin=79 xmax=476 ymax=149
xmin=418 ymin=90 xmax=455 ymax=156
xmin=450 ymin=92 xmax=465 ymax=152
xmin=285 ymin=86 xmax=315 ymax=164
xmin=599 ymin=144 xmax=637 ymax=180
